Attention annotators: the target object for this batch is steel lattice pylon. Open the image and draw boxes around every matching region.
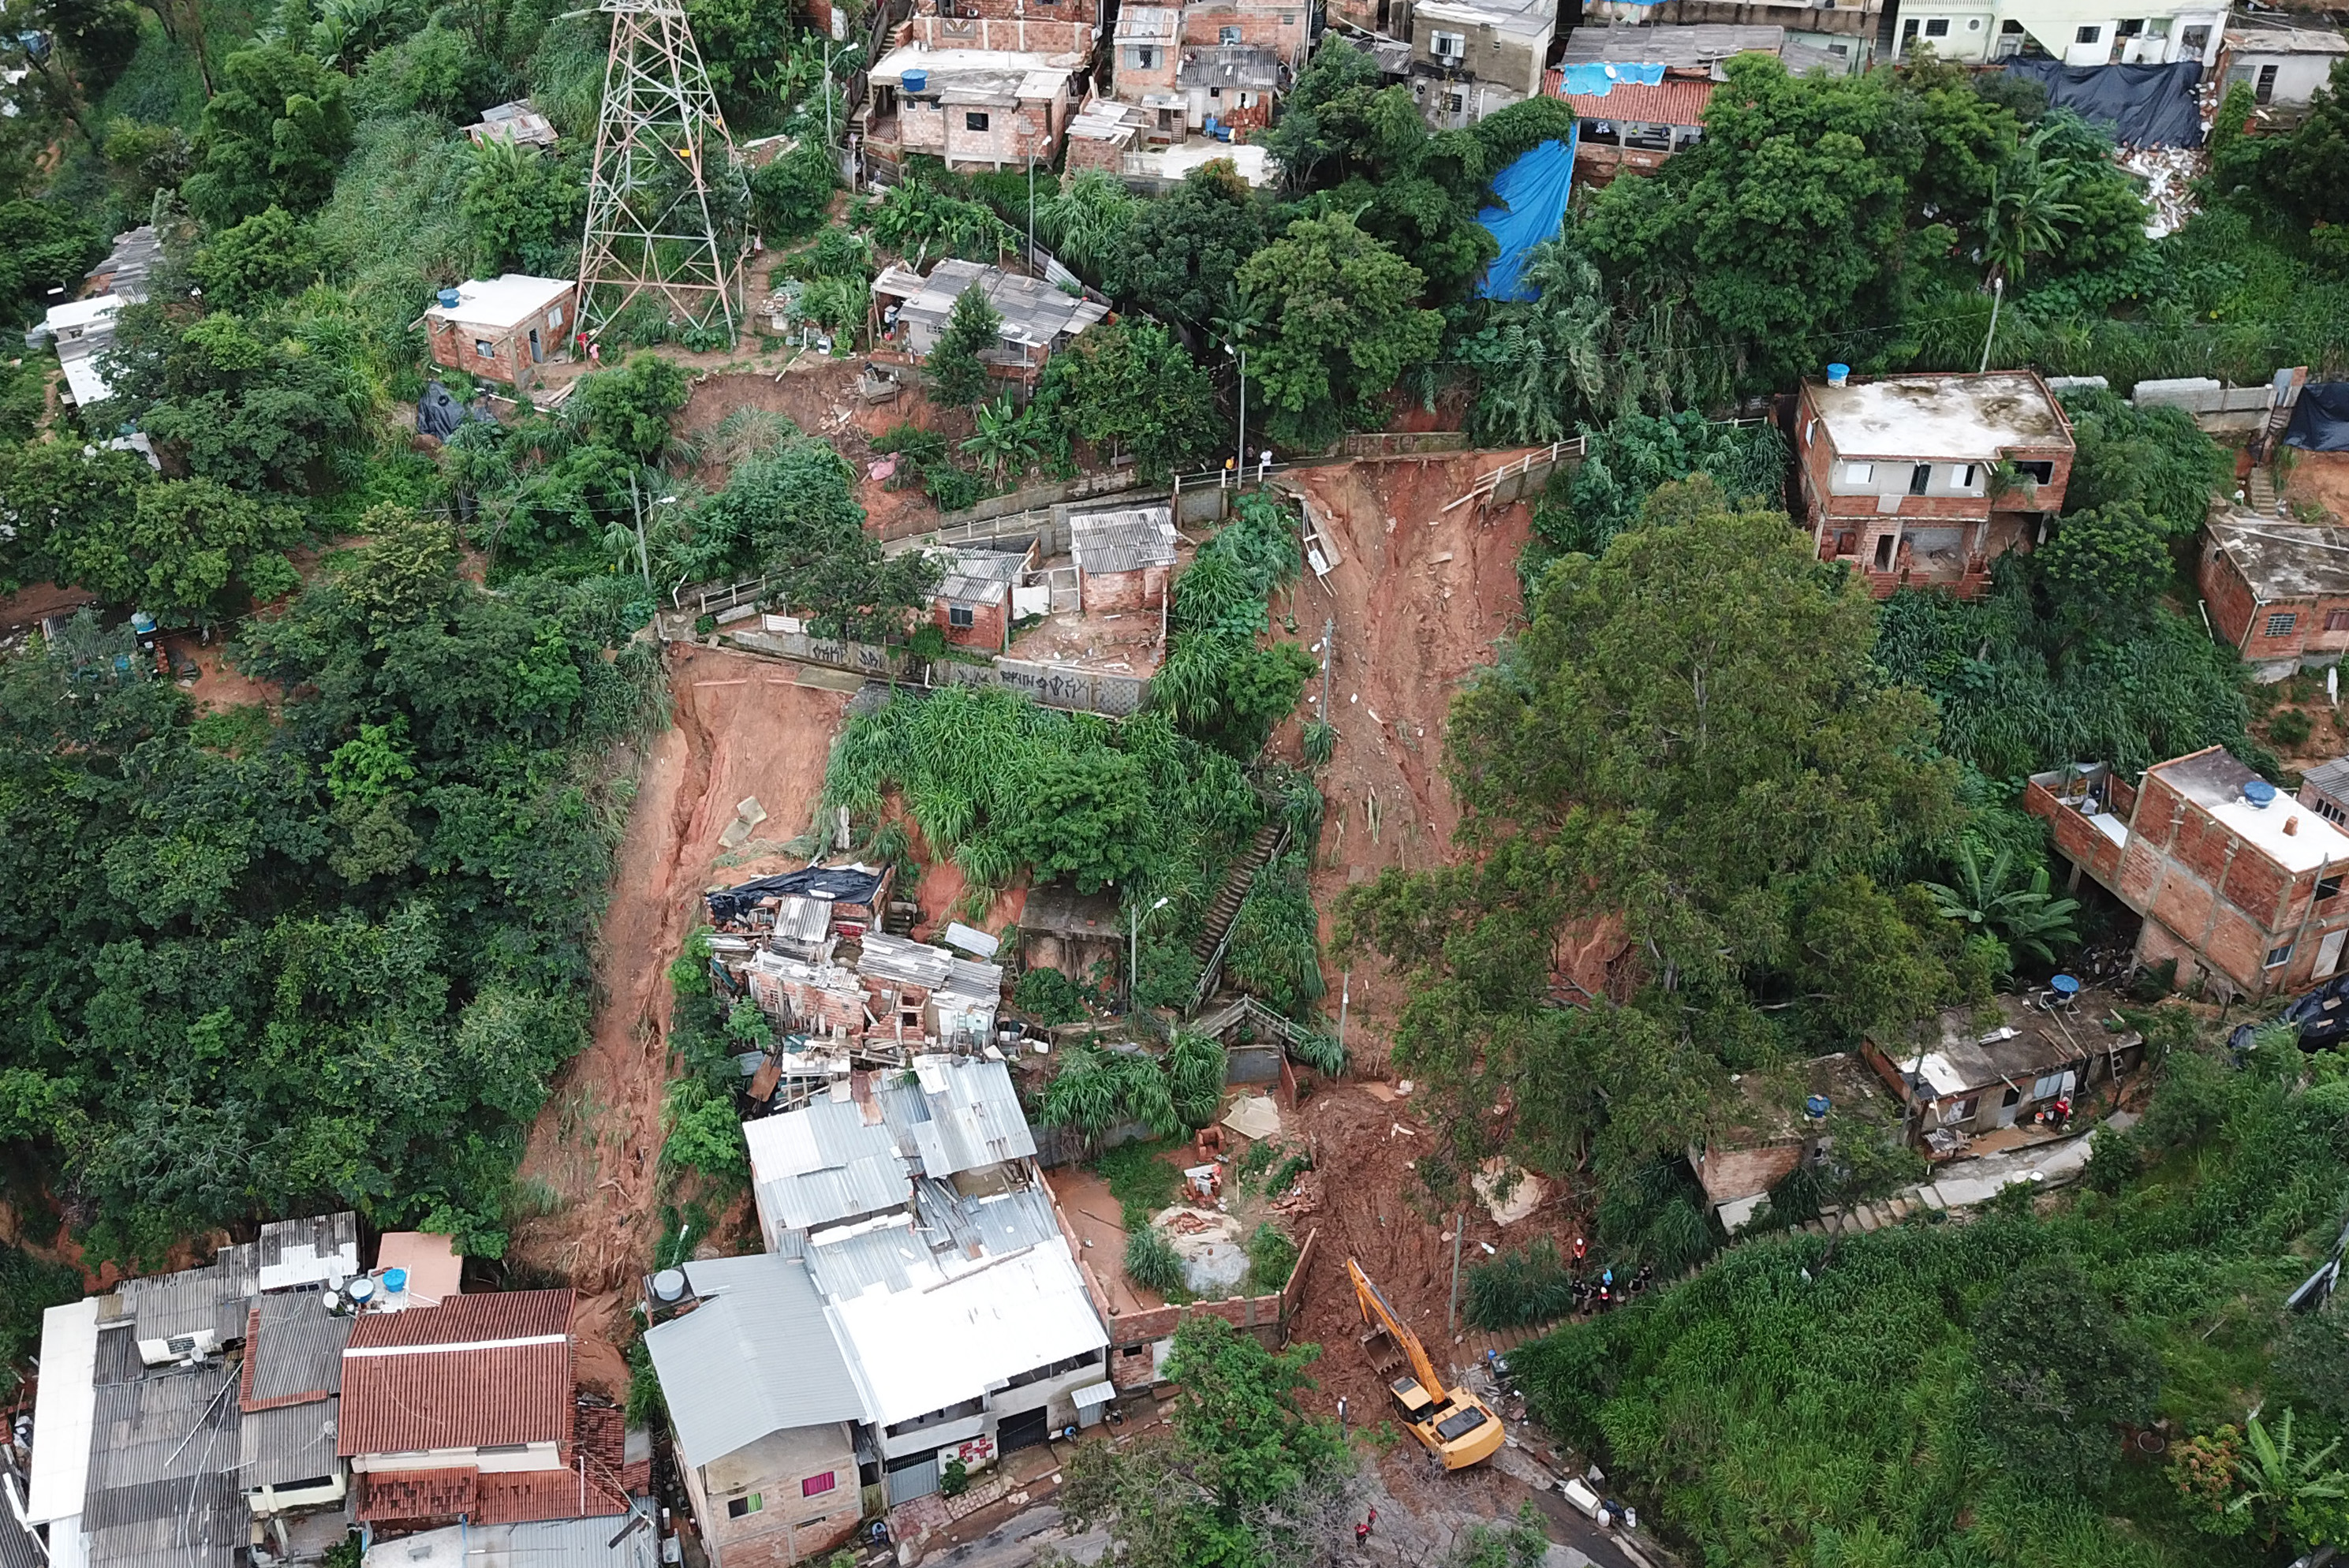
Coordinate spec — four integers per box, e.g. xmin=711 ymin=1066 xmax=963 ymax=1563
xmin=577 ymin=0 xmax=745 ymax=342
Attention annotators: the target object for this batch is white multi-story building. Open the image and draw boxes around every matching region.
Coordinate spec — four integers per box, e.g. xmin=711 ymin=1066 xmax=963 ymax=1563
xmin=1892 ymin=0 xmax=2224 ymax=67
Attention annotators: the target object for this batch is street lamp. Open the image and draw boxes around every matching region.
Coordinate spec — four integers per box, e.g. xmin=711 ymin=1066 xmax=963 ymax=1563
xmin=1130 ymin=895 xmax=1170 ymax=1014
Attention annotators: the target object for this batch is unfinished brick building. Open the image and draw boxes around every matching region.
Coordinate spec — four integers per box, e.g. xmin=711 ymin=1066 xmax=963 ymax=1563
xmin=2198 ymin=513 xmax=2349 ymax=682
xmin=1797 ymin=369 xmax=2074 ymax=599
xmin=2029 ymin=747 xmax=2349 ymax=1000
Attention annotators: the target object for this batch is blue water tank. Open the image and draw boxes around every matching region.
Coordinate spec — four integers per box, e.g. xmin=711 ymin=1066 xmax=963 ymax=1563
xmin=346 ymin=1275 xmax=376 ymax=1303
xmin=1826 ymin=362 xmax=1850 ymax=388
xmin=902 ymin=68 xmax=928 ymax=93
xmin=383 ymin=1267 xmax=409 ymax=1295
xmin=1804 ymin=1094 xmax=1831 ymax=1119
xmin=436 ymin=286 xmax=461 ymax=308
xmin=2246 ymin=778 xmax=2280 ymax=808
xmin=2051 ymin=974 xmax=2082 ymax=999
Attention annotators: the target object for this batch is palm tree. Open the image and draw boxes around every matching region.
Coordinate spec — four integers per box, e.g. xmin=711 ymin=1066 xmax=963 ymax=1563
xmin=1924 ymin=838 xmax=2083 ymax=964
xmin=1981 ymin=125 xmax=2086 ymax=286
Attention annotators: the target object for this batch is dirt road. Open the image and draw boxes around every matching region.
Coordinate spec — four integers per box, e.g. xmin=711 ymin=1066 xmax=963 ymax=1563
xmin=507 ymin=644 xmax=853 ymax=1390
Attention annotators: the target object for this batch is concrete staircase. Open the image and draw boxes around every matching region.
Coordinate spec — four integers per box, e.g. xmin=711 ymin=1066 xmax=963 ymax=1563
xmin=2249 ymin=465 xmax=2283 ymax=516
xmin=1192 ymin=820 xmax=1287 ymax=968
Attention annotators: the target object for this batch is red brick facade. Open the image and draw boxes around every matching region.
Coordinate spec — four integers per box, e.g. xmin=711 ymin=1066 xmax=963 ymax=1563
xmin=931 ymin=595 xmax=1009 ymax=651
xmin=1076 ymin=562 xmax=1170 ymax=613
xmin=1795 ymin=373 xmax=2073 ymax=601
xmin=1179 ymin=2 xmax=1309 ymax=60
xmin=2198 ymin=524 xmax=2349 ymax=671
xmin=2030 ymin=747 xmax=2349 ymax=1000
xmin=425 ymin=286 xmax=576 ymax=390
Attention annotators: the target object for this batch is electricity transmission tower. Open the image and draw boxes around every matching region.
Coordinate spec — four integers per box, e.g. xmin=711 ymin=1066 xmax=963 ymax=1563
xmin=577 ymin=0 xmax=745 ymax=342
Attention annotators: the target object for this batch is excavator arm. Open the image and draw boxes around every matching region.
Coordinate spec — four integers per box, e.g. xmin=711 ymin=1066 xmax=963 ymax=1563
xmin=1345 ymin=1256 xmax=1506 ymax=1470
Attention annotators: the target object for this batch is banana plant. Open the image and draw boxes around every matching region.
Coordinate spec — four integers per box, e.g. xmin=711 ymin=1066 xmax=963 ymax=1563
xmin=1924 ymin=838 xmax=2082 ymax=965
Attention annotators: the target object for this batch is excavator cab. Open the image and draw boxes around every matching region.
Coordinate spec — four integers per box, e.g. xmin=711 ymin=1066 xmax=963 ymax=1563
xmin=1347 ymin=1258 xmax=1506 ymax=1471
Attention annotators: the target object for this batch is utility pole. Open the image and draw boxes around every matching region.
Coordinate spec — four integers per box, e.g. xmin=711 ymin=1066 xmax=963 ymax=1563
xmin=1027 ymin=155 xmax=1036 ymax=270
xmin=1320 ymin=616 xmax=1334 ymax=719
xmin=629 ymin=472 xmax=652 ymax=584
xmin=823 ymin=40 xmax=835 ymax=148
xmin=1447 ymin=1213 xmax=1464 ymax=1336
xmin=1978 ymin=274 xmax=2004 ymax=375
xmin=1235 ymin=344 xmax=1247 ymax=480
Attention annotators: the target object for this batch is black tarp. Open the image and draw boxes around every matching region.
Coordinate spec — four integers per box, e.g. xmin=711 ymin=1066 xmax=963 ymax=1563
xmin=2286 ymin=383 xmax=2349 ymax=454
xmin=415 ymin=381 xmax=497 ymax=439
xmin=1997 ymin=58 xmax=2205 ymax=147
xmin=706 ymin=866 xmax=887 ymax=923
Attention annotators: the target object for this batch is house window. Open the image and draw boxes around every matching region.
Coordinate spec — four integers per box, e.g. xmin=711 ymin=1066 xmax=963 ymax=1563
xmin=2015 ymin=459 xmax=2055 ymax=483
xmin=2116 ymin=17 xmax=2142 ymax=35
xmin=802 ymin=1473 xmax=838 ymax=1498
xmin=2181 ymin=24 xmax=2209 ymax=50
xmin=2321 ymin=874 xmax=2345 ymax=902
xmin=1923 ymin=17 xmax=1948 ymax=35
xmin=547 ymin=304 xmax=563 ymax=328
xmin=2075 ymin=24 xmax=2100 ymax=43
xmin=2326 ymin=610 xmax=2349 ymax=632
xmin=728 ymin=1494 xmax=764 ymax=1518
xmin=2268 ymin=612 xmax=2300 ymax=637
xmin=2268 ymin=943 xmax=2296 ymax=969
xmin=476 ymin=340 xmax=496 ymax=359
xmin=949 ymin=604 xmax=975 ymax=629
xmin=965 ymin=110 xmax=990 ymax=131
xmin=1209 ymin=85 xmax=1223 ymax=98
xmin=2319 ymin=799 xmax=2348 ymax=827
xmin=1239 ymin=91 xmax=1257 ymax=106
xmin=1431 ymin=28 xmax=1465 ymax=58
xmin=1130 ymin=45 xmax=1156 ymax=69
xmin=1959 ymin=464 xmax=1977 ymax=489
xmin=1447 ymin=89 xmax=1466 ymax=113
xmin=1804 ymin=417 xmax=1816 ymax=443
xmin=1219 ymin=23 xmax=1241 ymax=42
xmin=1909 ymin=463 xmax=1933 ymax=495
xmin=2257 ymin=64 xmax=2279 ymax=103
xmin=1280 ymin=9 xmax=1297 ymax=21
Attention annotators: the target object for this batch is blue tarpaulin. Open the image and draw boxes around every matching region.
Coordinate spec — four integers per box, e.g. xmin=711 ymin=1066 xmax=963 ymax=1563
xmin=1558 ymin=61 xmax=1666 ymax=95
xmin=1476 ymin=132 xmax=1578 ymax=302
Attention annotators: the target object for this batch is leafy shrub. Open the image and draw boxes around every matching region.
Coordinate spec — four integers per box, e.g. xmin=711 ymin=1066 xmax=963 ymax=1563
xmin=1095 ymin=1140 xmax=1182 ymax=1227
xmin=1464 ymin=1238 xmax=1576 ymax=1331
xmin=1301 ymin=717 xmax=1336 ymax=767
xmin=1014 ymin=966 xmax=1088 ymax=1025
xmin=1165 ymin=1032 xmax=1228 ymax=1129
xmin=0 ymin=1245 xmax=81 ymax=1393
xmin=1244 ymin=1222 xmax=1299 ymax=1294
xmin=939 ymin=1457 xmax=970 ymax=1497
xmin=1125 ymin=1224 xmax=1186 ymax=1295
xmin=2272 ymin=707 xmax=2314 ymax=747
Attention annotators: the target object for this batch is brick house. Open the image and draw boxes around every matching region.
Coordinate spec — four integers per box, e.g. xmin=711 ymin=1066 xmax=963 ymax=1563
xmin=1797 ymin=369 xmax=2074 ymax=599
xmin=1555 ymin=75 xmax=1715 ymax=182
xmin=868 ymin=259 xmax=1111 ymax=391
xmin=1407 ymin=0 xmax=1554 ymax=126
xmin=1069 ymin=503 xmax=1178 ymax=612
xmin=1178 ymin=43 xmax=1279 ymax=129
xmin=1181 ymin=0 xmax=1313 ymax=65
xmin=2028 ymin=747 xmax=2349 ymax=1001
xmin=424 ymin=275 xmax=576 ymax=391
xmin=1115 ymin=4 xmax=1182 ymax=93
xmin=864 ymin=32 xmax=1088 ymax=171
xmin=2198 ymin=513 xmax=2349 ymax=681
xmin=1862 ymin=990 xmax=2145 ymax=1154
xmin=931 ymin=546 xmax=1034 ymax=652
xmin=340 ymin=1290 xmax=633 ymax=1533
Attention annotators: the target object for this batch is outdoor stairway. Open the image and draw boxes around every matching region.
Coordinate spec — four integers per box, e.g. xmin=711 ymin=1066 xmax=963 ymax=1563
xmin=1192 ymin=822 xmax=1287 ymax=965
xmin=1797 ymin=1193 xmax=1925 ymax=1238
xmin=2249 ymin=466 xmax=2282 ymax=515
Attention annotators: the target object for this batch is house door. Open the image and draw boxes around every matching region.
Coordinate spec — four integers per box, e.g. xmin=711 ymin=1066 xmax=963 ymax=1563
xmin=2318 ymin=928 xmax=2346 ymax=980
xmin=885 ymin=1454 xmax=939 ymax=1506
xmin=1994 ymin=1087 xmax=2022 ymax=1129
xmin=528 ymin=328 xmax=543 ymax=363
xmin=999 ymin=1407 xmax=1051 ymax=1454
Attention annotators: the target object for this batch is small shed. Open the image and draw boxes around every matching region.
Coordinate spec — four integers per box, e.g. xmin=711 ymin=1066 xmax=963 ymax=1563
xmin=465 ymin=98 xmax=558 ymax=147
xmin=2223 ymin=24 xmax=2347 ymax=110
xmin=1069 ymin=503 xmax=1178 ymax=613
xmin=1177 ymin=43 xmax=1278 ymax=129
xmin=424 ymin=274 xmax=577 ymax=390
xmin=1020 ymin=881 xmax=1125 ymax=990
xmin=932 ymin=544 xmax=1036 ymax=652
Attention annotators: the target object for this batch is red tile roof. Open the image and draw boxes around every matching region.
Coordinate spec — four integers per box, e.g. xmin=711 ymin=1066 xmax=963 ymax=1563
xmin=339 ymin=1290 xmax=577 ymax=1458
xmin=1549 ymin=77 xmax=1718 ymax=127
xmin=353 ymin=1468 xmax=478 ymax=1525
xmin=345 ymin=1289 xmax=574 ymax=1349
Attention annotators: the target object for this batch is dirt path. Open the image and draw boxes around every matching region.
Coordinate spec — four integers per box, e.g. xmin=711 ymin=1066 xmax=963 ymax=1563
xmin=507 ymin=644 xmax=853 ymax=1390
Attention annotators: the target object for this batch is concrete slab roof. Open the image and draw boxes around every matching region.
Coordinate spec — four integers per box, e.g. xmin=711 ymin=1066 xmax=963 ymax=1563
xmin=1807 ymin=371 xmax=2071 ymax=461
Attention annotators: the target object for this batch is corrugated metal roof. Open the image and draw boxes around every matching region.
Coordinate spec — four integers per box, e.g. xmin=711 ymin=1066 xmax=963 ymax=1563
xmin=2306 ymin=757 xmax=2349 ymax=801
xmin=237 ymin=1400 xmax=342 ymax=1487
xmin=859 ymin=932 xmax=958 ymax=989
xmin=363 ymin=1510 xmax=662 ymax=1568
xmin=116 ymin=1262 xmax=253 ymax=1345
xmin=1559 ymin=21 xmax=1783 ymax=64
xmin=26 ymin=1300 xmax=100 ymax=1526
xmin=937 ymin=548 xmax=1024 ymax=607
xmin=746 ymin=1099 xmax=913 ymax=1233
xmin=1178 ymin=44 xmax=1278 ymax=89
xmin=83 ymin=1368 xmax=242 ymax=1530
xmin=0 ymin=1455 xmax=39 ymax=1568
xmin=1069 ymin=505 xmax=1177 ymax=575
xmin=254 ymin=1211 xmax=360 ymax=1291
xmin=894 ymin=1058 xmax=1034 ymax=1178
xmin=84 ymin=1510 xmax=245 ymax=1568
xmin=245 ymin=1290 xmax=349 ymax=1407
xmin=644 ymin=1256 xmax=865 ymax=1469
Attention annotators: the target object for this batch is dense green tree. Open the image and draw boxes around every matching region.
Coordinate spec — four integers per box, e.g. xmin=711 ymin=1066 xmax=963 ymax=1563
xmin=101 ymin=120 xmax=195 ymax=211
xmin=999 ymin=750 xmax=1152 ymax=894
xmin=39 ymin=477 xmax=303 ymax=621
xmin=1974 ymin=1258 xmax=2158 ymax=1491
xmin=181 ymin=43 xmax=355 ymax=226
xmin=103 ymin=306 xmax=375 ymax=491
xmin=684 ymin=0 xmax=801 ymax=126
xmin=349 ymin=19 xmax=506 ymax=119
xmin=1257 ymin=38 xmax=1387 ymax=191
xmin=747 ymin=138 xmax=836 ymax=243
xmin=2059 ymin=386 xmax=2233 ymax=536
xmin=192 ymin=206 xmax=327 ymax=312
xmin=1037 ymin=320 xmax=1222 ymax=480
xmin=1235 ymin=210 xmax=1441 ymax=449
xmin=2258 ymin=59 xmax=2349 ymax=227
xmin=577 ymin=353 xmax=689 ymax=461
xmin=0 ymin=441 xmax=155 ymax=590
xmin=1105 ymin=161 xmax=1271 ymax=337
xmin=927 ymin=283 xmax=1000 ymax=409
xmin=1341 ymin=482 xmax=1970 ymax=1190
xmin=461 ymin=136 xmax=585 ymax=277
xmin=0 ymin=199 xmax=105 ymax=328
xmin=2035 ymin=500 xmax=2172 ymax=654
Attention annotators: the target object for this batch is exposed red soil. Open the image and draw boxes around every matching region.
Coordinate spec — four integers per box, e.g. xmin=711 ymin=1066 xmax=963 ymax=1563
xmin=507 ymin=644 xmax=853 ymax=1390
xmin=2285 ymin=449 xmax=2349 ymax=522
xmin=672 ymin=361 xmax=968 ymax=543
xmin=161 ymin=633 xmax=278 ymax=715
xmin=0 ymin=581 xmax=99 ymax=637
xmin=1272 ymin=454 xmax=1548 ymax=1069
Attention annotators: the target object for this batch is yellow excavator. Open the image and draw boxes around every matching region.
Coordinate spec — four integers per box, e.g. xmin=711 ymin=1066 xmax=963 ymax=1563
xmin=1346 ymin=1258 xmax=1507 ymax=1470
